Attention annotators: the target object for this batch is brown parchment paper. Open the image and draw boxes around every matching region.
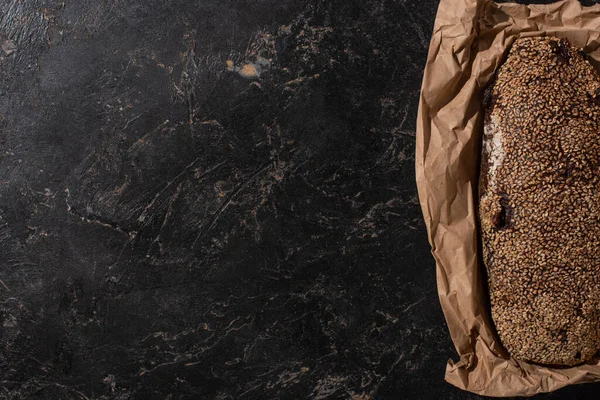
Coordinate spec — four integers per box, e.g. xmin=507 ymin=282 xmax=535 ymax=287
xmin=416 ymin=0 xmax=600 ymax=397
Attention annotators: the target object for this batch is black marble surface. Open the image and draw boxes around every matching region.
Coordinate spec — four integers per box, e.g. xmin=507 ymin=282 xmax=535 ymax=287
xmin=0 ymin=0 xmax=600 ymax=399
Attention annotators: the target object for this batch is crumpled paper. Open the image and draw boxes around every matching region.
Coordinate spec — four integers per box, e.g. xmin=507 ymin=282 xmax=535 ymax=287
xmin=416 ymin=0 xmax=600 ymax=396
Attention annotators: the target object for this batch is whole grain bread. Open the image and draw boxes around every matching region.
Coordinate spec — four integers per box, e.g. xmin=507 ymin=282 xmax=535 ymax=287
xmin=479 ymin=36 xmax=600 ymax=366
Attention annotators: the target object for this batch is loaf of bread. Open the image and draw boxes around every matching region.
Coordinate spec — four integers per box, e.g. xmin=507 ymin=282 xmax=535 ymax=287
xmin=479 ymin=37 xmax=600 ymax=366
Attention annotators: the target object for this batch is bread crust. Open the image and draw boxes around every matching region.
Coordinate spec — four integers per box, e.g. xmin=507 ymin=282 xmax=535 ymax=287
xmin=480 ymin=37 xmax=600 ymax=366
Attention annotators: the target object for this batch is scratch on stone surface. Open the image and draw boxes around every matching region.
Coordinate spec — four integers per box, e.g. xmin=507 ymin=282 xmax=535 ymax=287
xmin=1 ymin=39 xmax=16 ymax=55
xmin=65 ymin=188 xmax=136 ymax=238
xmin=237 ymin=382 xmax=265 ymax=398
xmin=146 ymin=180 xmax=184 ymax=255
xmin=138 ymin=360 xmax=182 ymax=377
xmin=350 ymin=394 xmax=373 ymax=400
xmin=372 ymin=136 xmax=397 ymax=168
xmin=310 ymin=374 xmax=351 ymax=399
xmin=0 ymin=279 xmax=10 ymax=291
xmin=138 ymin=159 xmax=226 ymax=225
xmin=370 ymin=352 xmax=404 ymax=398
xmin=402 ymin=297 xmax=425 ymax=313
xmin=127 ymin=119 xmax=170 ymax=152
xmin=50 ymin=382 xmax=90 ymax=400
xmin=120 ymin=110 xmax=147 ymax=132
xmin=191 ymin=159 xmax=273 ymax=249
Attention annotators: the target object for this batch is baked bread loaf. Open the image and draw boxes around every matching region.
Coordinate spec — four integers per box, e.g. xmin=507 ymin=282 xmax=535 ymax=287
xmin=479 ymin=36 xmax=600 ymax=366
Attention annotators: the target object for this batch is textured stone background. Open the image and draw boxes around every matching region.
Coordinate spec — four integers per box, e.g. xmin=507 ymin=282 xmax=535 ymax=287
xmin=0 ymin=0 xmax=599 ymax=399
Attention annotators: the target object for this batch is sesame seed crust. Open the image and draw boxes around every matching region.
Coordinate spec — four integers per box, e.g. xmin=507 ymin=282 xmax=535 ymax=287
xmin=479 ymin=37 xmax=600 ymax=366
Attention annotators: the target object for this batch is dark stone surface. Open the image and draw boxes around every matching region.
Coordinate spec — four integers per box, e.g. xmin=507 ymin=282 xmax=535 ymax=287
xmin=0 ymin=0 xmax=598 ymax=399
